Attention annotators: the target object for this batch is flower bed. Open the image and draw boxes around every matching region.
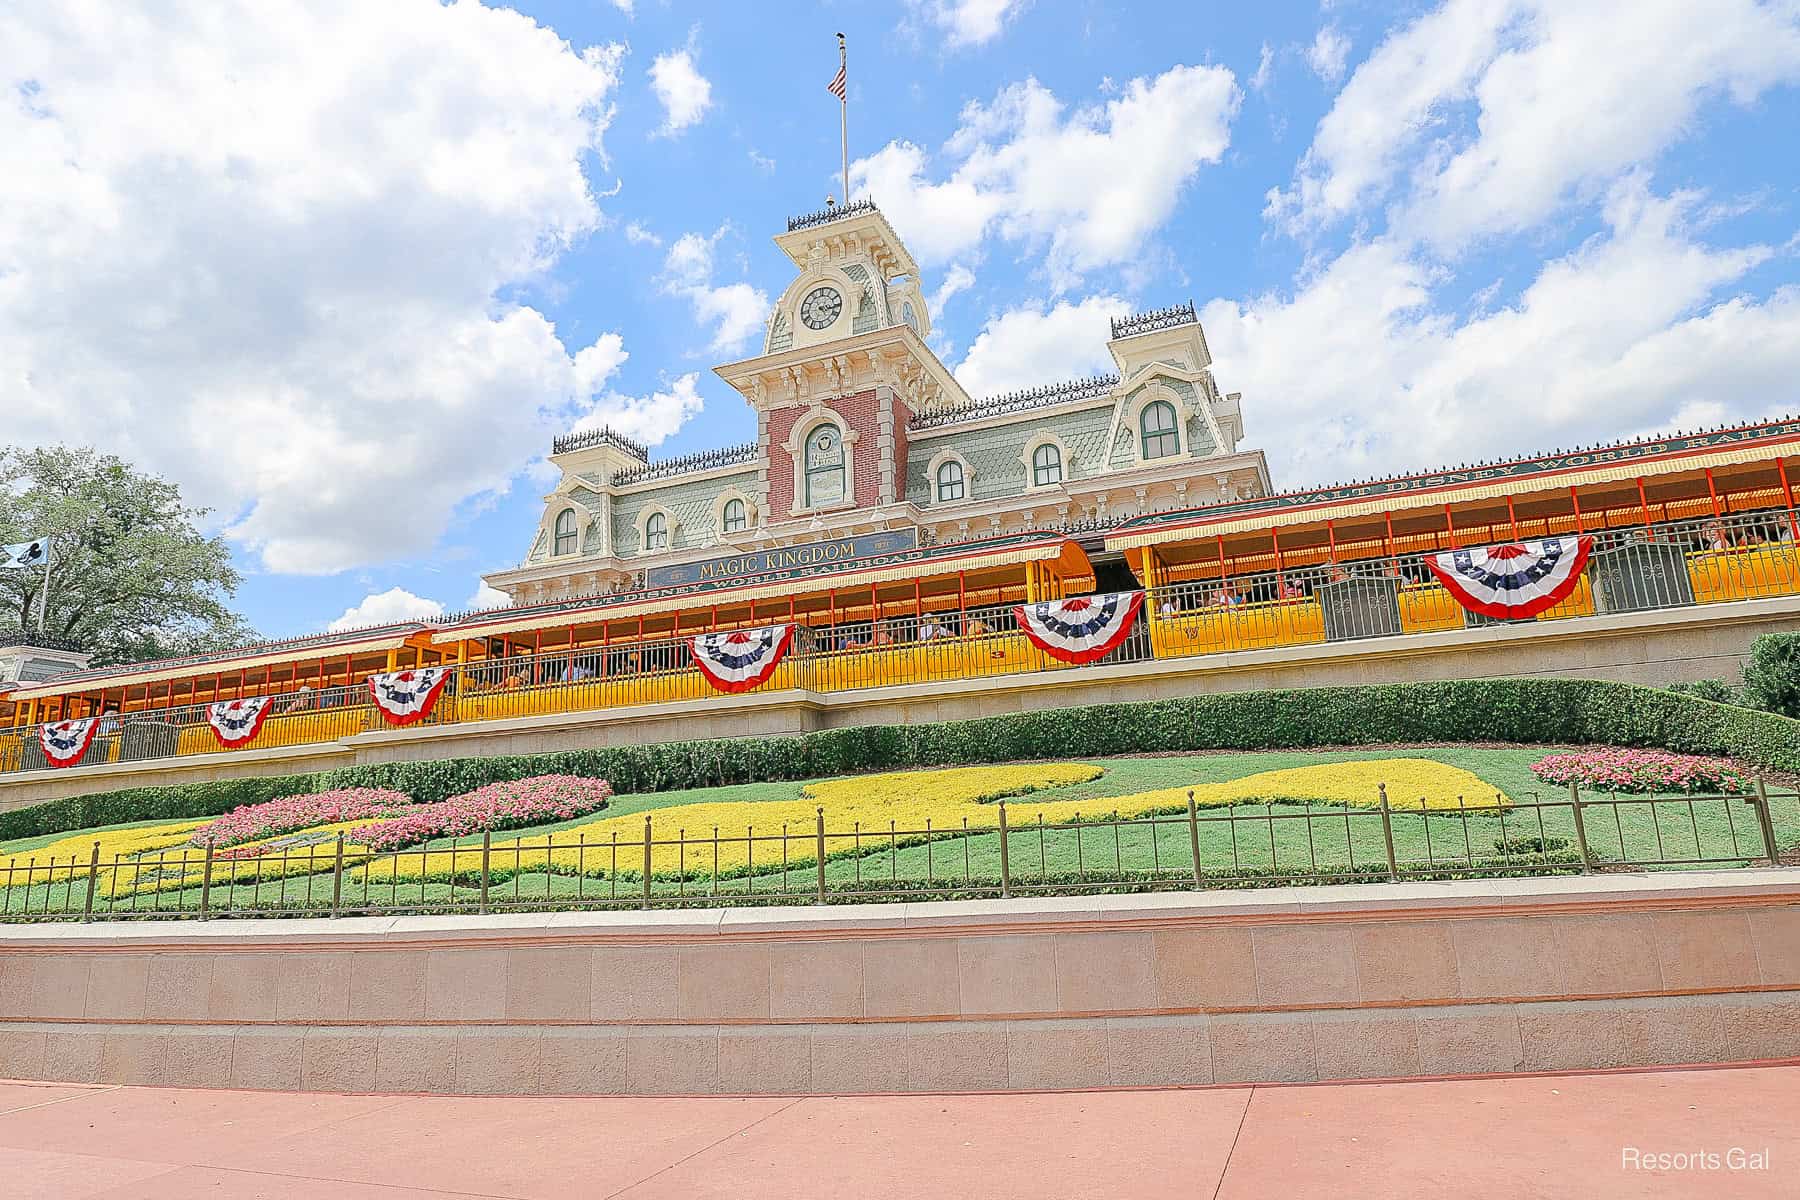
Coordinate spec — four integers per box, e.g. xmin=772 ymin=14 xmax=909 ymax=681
xmin=361 ymin=759 xmax=1506 ymax=883
xmin=191 ymin=787 xmax=412 ymax=848
xmin=1529 ymin=749 xmax=1750 ymax=794
xmin=350 ymin=775 xmax=615 ymax=852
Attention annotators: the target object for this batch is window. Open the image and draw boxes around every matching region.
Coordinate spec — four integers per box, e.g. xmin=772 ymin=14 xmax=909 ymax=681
xmin=804 ymin=423 xmax=846 ymax=507
xmin=553 ymin=508 xmax=578 ymax=556
xmin=722 ymin=498 xmax=747 ymax=533
xmin=1031 ymin=443 xmax=1063 ymax=487
xmin=935 ymin=460 xmax=965 ymax=502
xmin=1140 ymin=400 xmax=1180 ymax=460
xmin=644 ymin=512 xmax=668 ymax=552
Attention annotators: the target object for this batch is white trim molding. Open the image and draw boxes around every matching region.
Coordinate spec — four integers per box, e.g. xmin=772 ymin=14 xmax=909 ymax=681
xmin=925 ymin=448 xmax=974 ymax=506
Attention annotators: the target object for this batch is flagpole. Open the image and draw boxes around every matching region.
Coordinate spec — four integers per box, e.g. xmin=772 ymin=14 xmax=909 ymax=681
xmin=35 ymin=538 xmax=52 ymax=636
xmin=837 ymin=32 xmax=849 ymax=204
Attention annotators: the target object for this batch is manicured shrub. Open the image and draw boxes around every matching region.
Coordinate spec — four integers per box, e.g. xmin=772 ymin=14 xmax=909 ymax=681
xmin=190 ymin=787 xmax=413 ymax=848
xmin=1666 ymin=678 xmax=1739 ymax=705
xmin=1741 ymin=632 xmax=1800 ymax=718
xmin=1528 ymin=749 xmax=1750 ymax=794
xmin=4 ymin=678 xmax=1798 ymax=843
xmin=351 ymin=775 xmax=614 ymax=852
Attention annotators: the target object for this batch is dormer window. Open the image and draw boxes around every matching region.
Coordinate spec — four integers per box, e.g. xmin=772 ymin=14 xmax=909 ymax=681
xmin=1141 ymin=400 xmax=1180 ymax=461
xmin=1032 ymin=444 xmax=1063 ymax=487
xmin=553 ymin=508 xmax=578 ymax=556
xmin=804 ymin=424 xmax=846 ymax=507
xmin=723 ymin=498 xmax=747 ymax=533
xmin=645 ymin=512 xmax=669 ymax=552
xmin=936 ymin=460 xmax=965 ymax=502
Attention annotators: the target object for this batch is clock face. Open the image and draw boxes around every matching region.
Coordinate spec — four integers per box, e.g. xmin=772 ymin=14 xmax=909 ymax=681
xmin=799 ymin=285 xmax=843 ymax=330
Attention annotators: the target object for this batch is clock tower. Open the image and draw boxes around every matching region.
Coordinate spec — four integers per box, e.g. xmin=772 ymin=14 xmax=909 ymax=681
xmin=714 ymin=199 xmax=965 ymax=537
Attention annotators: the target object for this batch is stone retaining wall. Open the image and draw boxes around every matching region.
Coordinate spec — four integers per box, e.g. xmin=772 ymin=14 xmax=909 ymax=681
xmin=0 ymin=871 xmax=1795 ymax=1095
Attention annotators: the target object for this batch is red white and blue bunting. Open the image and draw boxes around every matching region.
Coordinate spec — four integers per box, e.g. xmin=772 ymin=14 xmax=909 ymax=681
xmin=206 ymin=695 xmax=274 ymax=749
xmin=39 ymin=718 xmax=101 ymax=769
xmin=690 ymin=623 xmax=794 ymax=693
xmin=1425 ymin=535 xmax=1594 ymax=620
xmin=367 ymin=666 xmax=454 ymax=726
xmin=1014 ymin=591 xmax=1145 ymax=664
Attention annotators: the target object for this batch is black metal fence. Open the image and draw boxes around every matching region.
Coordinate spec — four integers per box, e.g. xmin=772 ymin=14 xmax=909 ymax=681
xmin=0 ymin=781 xmax=1791 ymax=922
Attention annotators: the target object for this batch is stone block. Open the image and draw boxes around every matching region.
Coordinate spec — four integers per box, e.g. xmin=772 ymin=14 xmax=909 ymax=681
xmin=862 ymin=938 xmax=960 ymax=1018
xmin=591 ymin=946 xmax=679 ymax=1022
xmin=1152 ymin=926 xmax=1257 ymax=1009
xmin=717 ymin=1029 xmax=811 ymax=1094
xmin=677 ymin=944 xmax=771 ymax=1021
xmin=1054 ymin=931 xmax=1157 ymax=1013
xmin=768 ymin=941 xmax=864 ymax=1020
xmin=1005 ymin=1021 xmax=1109 ymax=1090
xmin=1210 ymin=1013 xmax=1317 ymax=1083
xmin=1105 ymin=1015 xmax=1213 ymax=1087
xmin=958 ymin=935 xmax=1058 ymax=1015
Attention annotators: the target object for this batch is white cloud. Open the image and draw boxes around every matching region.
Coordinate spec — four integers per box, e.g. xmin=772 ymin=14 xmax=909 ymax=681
xmin=466 ymin=582 xmax=513 ymax=611
xmin=611 ymin=0 xmax=634 ymax=15
xmin=648 ymin=47 xmax=712 ymax=136
xmin=623 ymin=221 xmax=662 ymax=246
xmin=930 ymin=263 xmax=977 ymax=314
xmin=1251 ymin=43 xmax=1275 ymax=92
xmin=1306 ymin=26 xmax=1352 ymax=83
xmin=328 ymin=587 xmax=444 ymax=632
xmin=1203 ymin=179 xmax=1799 ymax=488
xmin=853 ymin=65 xmax=1240 ymax=286
xmin=571 ymin=372 xmax=707 ymax=445
xmin=0 ymin=1 xmax=659 ymax=576
xmin=1272 ymin=0 xmax=1800 ymax=245
xmin=908 ymin=0 xmax=1031 ymax=50
xmin=748 ymin=148 xmax=776 ymax=173
xmin=660 ymin=228 xmax=770 ymax=353
xmin=953 ymin=295 xmax=1130 ymax=399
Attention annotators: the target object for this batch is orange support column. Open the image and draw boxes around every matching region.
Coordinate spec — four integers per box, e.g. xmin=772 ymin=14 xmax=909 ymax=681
xmin=1779 ymin=457 xmax=1799 ymax=540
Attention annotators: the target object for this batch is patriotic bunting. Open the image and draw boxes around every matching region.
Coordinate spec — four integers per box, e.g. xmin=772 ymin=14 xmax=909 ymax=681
xmin=1425 ymin=535 xmax=1594 ymax=620
xmin=1014 ymin=591 xmax=1145 ymax=665
xmin=690 ymin=623 xmax=795 ymax=693
xmin=39 ymin=717 xmax=100 ymax=768
xmin=368 ymin=666 xmax=454 ymax=726
xmin=206 ymin=695 xmax=274 ymax=749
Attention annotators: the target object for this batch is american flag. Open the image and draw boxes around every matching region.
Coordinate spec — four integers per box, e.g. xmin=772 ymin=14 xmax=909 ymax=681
xmin=827 ymin=62 xmax=846 ymax=101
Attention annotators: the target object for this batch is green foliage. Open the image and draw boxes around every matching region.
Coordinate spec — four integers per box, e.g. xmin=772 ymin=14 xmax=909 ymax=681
xmin=5 ymin=677 xmax=1797 ymax=844
xmin=1740 ymin=632 xmax=1800 ymax=719
xmin=1666 ymin=678 xmax=1740 ymax=705
xmin=0 ymin=444 xmax=254 ymax=665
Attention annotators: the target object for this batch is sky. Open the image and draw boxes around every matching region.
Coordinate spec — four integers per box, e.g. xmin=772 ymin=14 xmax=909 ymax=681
xmin=4 ymin=0 xmax=1799 ymax=640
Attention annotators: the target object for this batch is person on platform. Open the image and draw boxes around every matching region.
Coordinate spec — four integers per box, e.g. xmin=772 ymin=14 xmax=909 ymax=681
xmin=917 ymin=614 xmax=949 ymax=641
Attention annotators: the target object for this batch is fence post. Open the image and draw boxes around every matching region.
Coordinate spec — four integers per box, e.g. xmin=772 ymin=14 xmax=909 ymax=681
xmin=330 ymin=833 xmax=346 ymax=917
xmin=479 ymin=831 xmax=492 ymax=915
xmin=642 ymin=815 xmax=653 ymax=909
xmin=198 ymin=839 xmax=215 ymax=920
xmin=1753 ymin=778 xmax=1781 ymax=867
xmin=82 ymin=843 xmax=99 ymax=923
xmin=815 ymin=808 xmax=827 ymax=903
xmin=1567 ymin=781 xmax=1594 ymax=870
xmin=1187 ymin=790 xmax=1203 ymax=887
xmin=997 ymin=801 xmax=1011 ymax=898
xmin=1377 ymin=785 xmax=1398 ymax=882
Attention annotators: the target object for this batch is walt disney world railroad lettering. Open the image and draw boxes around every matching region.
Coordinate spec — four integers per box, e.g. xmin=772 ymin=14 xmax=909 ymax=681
xmin=643 ymin=530 xmax=919 ymax=590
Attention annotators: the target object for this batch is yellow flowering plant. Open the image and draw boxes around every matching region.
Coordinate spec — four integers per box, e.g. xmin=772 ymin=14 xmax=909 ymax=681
xmin=0 ymin=819 xmax=208 ymax=888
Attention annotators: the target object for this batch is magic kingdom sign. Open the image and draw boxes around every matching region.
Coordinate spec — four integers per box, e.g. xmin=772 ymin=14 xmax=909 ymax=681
xmin=643 ymin=529 xmax=919 ymax=590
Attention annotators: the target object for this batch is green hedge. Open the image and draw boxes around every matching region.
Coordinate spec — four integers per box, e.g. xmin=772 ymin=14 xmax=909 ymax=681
xmin=3 ymin=677 xmax=1797 ymax=843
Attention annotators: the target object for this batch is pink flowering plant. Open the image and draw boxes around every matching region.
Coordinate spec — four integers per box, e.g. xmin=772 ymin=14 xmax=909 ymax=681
xmin=1529 ymin=749 xmax=1751 ymax=795
xmin=190 ymin=787 xmax=413 ymax=848
xmin=350 ymin=775 xmax=614 ymax=852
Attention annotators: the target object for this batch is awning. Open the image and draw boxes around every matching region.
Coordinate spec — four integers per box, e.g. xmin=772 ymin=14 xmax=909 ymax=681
xmin=1106 ymin=434 xmax=1800 ymax=556
xmin=433 ymin=534 xmax=1093 ymax=645
xmin=10 ymin=627 xmax=427 ymax=701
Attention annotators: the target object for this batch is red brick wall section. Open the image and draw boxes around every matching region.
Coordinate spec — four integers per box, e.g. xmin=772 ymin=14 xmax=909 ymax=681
xmin=763 ymin=388 xmax=880 ymax=516
xmin=890 ymin=390 xmax=913 ymax=506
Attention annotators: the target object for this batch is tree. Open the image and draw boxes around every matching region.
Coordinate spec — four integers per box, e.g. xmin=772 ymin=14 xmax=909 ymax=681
xmin=0 ymin=445 xmax=257 ymax=666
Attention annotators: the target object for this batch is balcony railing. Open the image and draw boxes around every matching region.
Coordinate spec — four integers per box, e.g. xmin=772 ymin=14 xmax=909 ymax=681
xmin=3 ymin=507 xmax=1796 ymax=777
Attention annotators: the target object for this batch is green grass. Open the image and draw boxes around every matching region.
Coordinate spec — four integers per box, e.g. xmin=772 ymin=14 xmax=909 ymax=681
xmin=2 ymin=744 xmax=1795 ymax=920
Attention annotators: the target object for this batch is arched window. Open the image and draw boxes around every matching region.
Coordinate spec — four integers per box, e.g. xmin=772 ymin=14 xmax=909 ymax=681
xmin=722 ymin=498 xmax=747 ymax=533
xmin=935 ymin=459 xmax=965 ymax=502
xmin=644 ymin=512 xmax=668 ymax=552
xmin=804 ymin=424 xmax=846 ymax=507
xmin=553 ymin=508 xmax=578 ymax=556
xmin=1140 ymin=400 xmax=1180 ymax=460
xmin=1031 ymin=443 xmax=1063 ymax=487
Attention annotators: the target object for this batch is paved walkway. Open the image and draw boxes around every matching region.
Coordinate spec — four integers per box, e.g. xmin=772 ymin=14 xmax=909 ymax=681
xmin=0 ymin=1064 xmax=1793 ymax=1198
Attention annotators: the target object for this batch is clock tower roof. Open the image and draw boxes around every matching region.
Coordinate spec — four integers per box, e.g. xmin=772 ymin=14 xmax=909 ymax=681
xmin=773 ymin=198 xmax=916 ymax=280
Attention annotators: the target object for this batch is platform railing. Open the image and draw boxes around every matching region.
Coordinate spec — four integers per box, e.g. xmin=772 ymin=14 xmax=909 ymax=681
xmin=2 ymin=506 xmax=1796 ymax=776
xmin=0 ymin=783 xmax=1790 ymax=921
